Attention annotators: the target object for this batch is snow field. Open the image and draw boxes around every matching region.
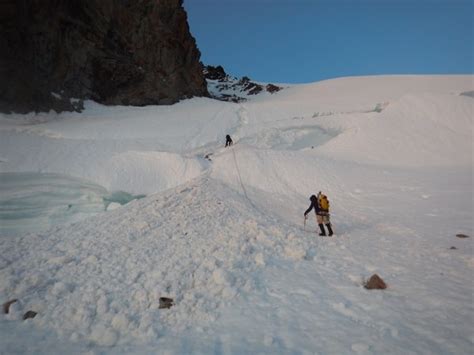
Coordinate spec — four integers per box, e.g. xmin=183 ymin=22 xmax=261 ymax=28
xmin=2 ymin=162 xmax=471 ymax=352
xmin=0 ymin=75 xmax=473 ymax=353
xmin=1 ymin=76 xmax=472 ymax=194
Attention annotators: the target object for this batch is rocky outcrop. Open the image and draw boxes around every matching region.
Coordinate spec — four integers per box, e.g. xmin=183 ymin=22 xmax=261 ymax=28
xmin=203 ymin=65 xmax=227 ymax=81
xmin=0 ymin=0 xmax=208 ymax=113
xmin=266 ymin=84 xmax=281 ymax=93
xmin=238 ymin=76 xmax=263 ymax=95
xmin=204 ymin=65 xmax=282 ymax=103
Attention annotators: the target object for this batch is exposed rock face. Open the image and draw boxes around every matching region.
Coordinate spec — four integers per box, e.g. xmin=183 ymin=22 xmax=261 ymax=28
xmin=266 ymin=83 xmax=281 ymax=93
xmin=239 ymin=76 xmax=263 ymax=95
xmin=203 ymin=65 xmax=227 ymax=81
xmin=0 ymin=0 xmax=208 ymax=113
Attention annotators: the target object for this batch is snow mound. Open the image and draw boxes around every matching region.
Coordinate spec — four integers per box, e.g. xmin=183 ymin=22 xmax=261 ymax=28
xmin=0 ymin=177 xmax=315 ymax=347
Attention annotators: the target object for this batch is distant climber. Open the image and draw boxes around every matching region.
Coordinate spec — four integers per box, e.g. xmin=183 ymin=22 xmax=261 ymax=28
xmin=225 ymin=134 xmax=233 ymax=147
xmin=304 ymin=192 xmax=334 ymax=236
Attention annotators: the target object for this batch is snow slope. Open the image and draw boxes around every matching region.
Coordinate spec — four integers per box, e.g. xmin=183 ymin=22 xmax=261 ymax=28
xmin=0 ymin=75 xmax=473 ymax=354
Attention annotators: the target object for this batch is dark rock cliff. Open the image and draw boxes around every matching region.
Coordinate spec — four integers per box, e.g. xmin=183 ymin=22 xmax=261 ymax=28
xmin=0 ymin=0 xmax=208 ymax=113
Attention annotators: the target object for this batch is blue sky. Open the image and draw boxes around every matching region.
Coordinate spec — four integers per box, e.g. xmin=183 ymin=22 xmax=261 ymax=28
xmin=184 ymin=0 xmax=473 ymax=83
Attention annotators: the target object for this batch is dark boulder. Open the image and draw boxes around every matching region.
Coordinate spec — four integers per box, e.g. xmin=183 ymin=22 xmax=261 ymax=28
xmin=23 ymin=310 xmax=37 ymax=320
xmin=0 ymin=0 xmax=208 ymax=113
xmin=364 ymin=274 xmax=387 ymax=290
xmin=159 ymin=297 xmax=174 ymax=309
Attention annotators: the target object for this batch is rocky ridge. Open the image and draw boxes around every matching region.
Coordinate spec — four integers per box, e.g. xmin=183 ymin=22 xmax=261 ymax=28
xmin=203 ymin=65 xmax=282 ymax=103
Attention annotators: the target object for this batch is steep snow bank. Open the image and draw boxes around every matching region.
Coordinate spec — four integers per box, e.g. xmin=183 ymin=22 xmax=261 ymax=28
xmin=101 ymin=151 xmax=206 ymax=194
xmin=0 ymin=131 xmax=206 ymax=195
xmin=0 ymin=98 xmax=236 ymax=146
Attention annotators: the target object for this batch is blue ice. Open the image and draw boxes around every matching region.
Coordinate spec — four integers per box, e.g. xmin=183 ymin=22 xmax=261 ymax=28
xmin=0 ymin=173 xmax=144 ymax=236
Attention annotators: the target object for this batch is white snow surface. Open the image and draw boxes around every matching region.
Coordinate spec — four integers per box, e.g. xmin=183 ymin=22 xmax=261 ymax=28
xmin=0 ymin=75 xmax=473 ymax=354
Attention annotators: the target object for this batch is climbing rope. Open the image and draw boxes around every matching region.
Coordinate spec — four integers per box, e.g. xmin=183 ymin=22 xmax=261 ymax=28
xmin=231 ymin=146 xmax=251 ymax=203
xmin=230 ymin=145 xmax=304 ymax=232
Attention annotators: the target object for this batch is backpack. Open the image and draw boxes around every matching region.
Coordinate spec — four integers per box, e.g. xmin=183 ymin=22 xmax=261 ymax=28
xmin=318 ymin=193 xmax=329 ymax=211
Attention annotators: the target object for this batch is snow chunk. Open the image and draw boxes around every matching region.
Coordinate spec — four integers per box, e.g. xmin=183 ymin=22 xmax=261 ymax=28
xmin=284 ymin=245 xmax=307 ymax=260
xmin=111 ymin=313 xmax=130 ymax=332
xmin=106 ymin=202 xmax=122 ymax=211
xmin=254 ymin=253 xmax=265 ymax=266
xmin=212 ymin=269 xmax=234 ymax=286
xmin=90 ymin=324 xmax=118 ymax=347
